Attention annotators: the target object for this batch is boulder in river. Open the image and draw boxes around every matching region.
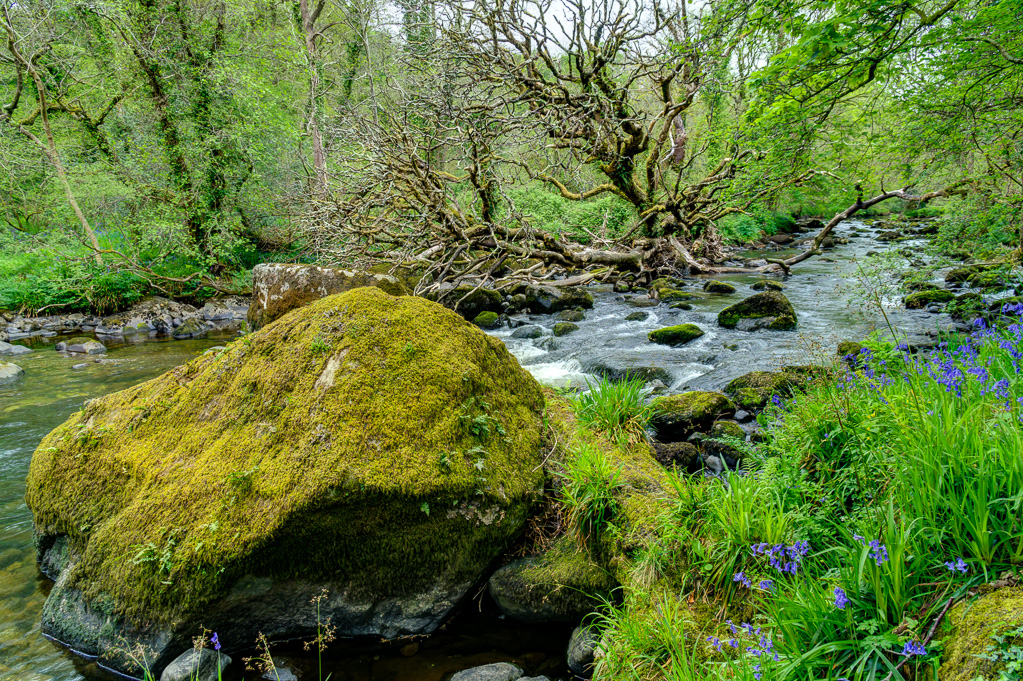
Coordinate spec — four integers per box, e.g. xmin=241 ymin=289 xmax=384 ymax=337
xmin=567 ymin=624 xmax=600 ymax=677
xmin=247 ymin=263 xmax=410 ymax=330
xmin=55 ymin=337 xmax=106 ymax=355
xmin=717 ymin=292 xmax=797 ymax=331
xmin=945 ymin=263 xmax=999 ymax=285
xmin=557 ymin=309 xmax=586 ymax=322
xmin=904 ymin=290 xmax=955 ymax=309
xmin=473 ymin=311 xmax=503 ymax=329
xmin=0 ymin=341 xmax=32 ymax=356
xmin=451 ymin=662 xmax=524 ymax=681
xmin=647 ymin=324 xmax=704 ymax=347
xmin=703 ymin=280 xmax=737 ymax=294
xmin=0 ymin=361 xmax=24 ymax=385
xmin=553 ymin=322 xmax=580 ymax=337
xmin=581 ymin=358 xmax=672 ymax=386
xmin=649 ymin=391 xmax=735 ymax=441
xmin=27 ymin=288 xmax=546 ymax=677
xmin=523 ymin=286 xmax=594 ymax=314
xmin=724 ymin=367 xmax=821 ymax=410
xmin=751 ymin=280 xmax=786 ymax=292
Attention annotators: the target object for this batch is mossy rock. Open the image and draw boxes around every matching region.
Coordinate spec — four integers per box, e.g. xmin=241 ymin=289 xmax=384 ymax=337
xmin=445 ymin=286 xmax=505 ymax=321
xmin=488 ymin=539 xmax=617 ymax=624
xmin=27 ymin=288 xmax=546 ymax=675
xmin=647 ymin=324 xmax=704 ymax=347
xmin=717 ymin=292 xmax=797 ymax=331
xmin=905 ymin=289 xmax=955 ymax=309
xmin=660 ymin=290 xmax=700 ymax=302
xmin=524 ymin=286 xmax=594 ymax=314
xmin=624 ymin=311 xmax=649 ymax=322
xmin=473 ymin=311 xmax=503 ymax=329
xmin=650 ymin=392 xmax=735 ymax=441
xmin=172 ymin=318 xmax=209 ymax=340
xmin=703 ymin=280 xmax=737 ymax=294
xmin=945 ymin=263 xmax=999 ymax=285
xmin=670 ymin=302 xmax=694 ymax=310
xmin=751 ymin=280 xmax=786 ymax=291
xmin=247 ymin=263 xmax=410 ymax=330
xmin=837 ymin=341 xmax=865 ymax=358
xmin=649 ymin=277 xmax=684 ymax=293
xmin=969 ymin=271 xmax=1008 ymax=290
xmin=906 ymin=281 xmax=940 ymax=292
xmin=651 ymin=441 xmax=700 ymax=472
xmin=938 ymin=587 xmax=1023 ymax=681
xmin=553 ymin=322 xmax=580 ymax=337
xmin=724 ymin=369 xmax=818 ymax=410
xmin=557 ymin=309 xmax=586 ymax=322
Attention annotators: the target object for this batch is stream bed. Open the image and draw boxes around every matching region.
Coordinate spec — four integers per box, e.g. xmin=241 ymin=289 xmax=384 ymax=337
xmin=0 ymin=218 xmax=956 ymax=680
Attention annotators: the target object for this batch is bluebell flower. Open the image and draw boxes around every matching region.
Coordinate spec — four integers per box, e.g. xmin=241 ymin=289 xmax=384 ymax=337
xmin=834 ymin=586 xmax=849 ymax=610
xmin=902 ymin=640 xmax=926 ymax=657
xmin=759 ymin=580 xmax=774 ymax=591
xmin=707 ymin=636 xmax=723 ymax=652
xmin=733 ymin=571 xmax=752 ymax=588
xmin=211 ymin=632 xmax=220 ymax=651
xmin=944 ymin=557 xmax=968 ymax=573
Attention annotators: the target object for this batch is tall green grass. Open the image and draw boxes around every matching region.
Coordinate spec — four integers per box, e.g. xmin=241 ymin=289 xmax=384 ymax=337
xmin=572 ymin=376 xmax=654 ymax=444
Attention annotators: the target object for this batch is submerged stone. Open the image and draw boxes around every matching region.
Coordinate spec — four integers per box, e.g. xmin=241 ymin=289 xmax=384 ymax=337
xmin=27 ymin=288 xmax=546 ymax=677
xmin=0 ymin=361 xmax=25 ymax=385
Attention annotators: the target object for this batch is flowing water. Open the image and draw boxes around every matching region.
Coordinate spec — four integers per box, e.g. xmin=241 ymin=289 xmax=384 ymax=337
xmin=0 ymin=218 xmax=954 ymax=680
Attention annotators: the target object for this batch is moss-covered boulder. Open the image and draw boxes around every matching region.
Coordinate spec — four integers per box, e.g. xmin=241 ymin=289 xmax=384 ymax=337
xmin=651 ymin=441 xmax=701 ymax=471
xmin=247 ymin=263 xmax=410 ymax=330
xmin=488 ymin=540 xmax=617 ymax=624
xmin=554 ymin=322 xmax=580 ymax=337
xmin=938 ymin=587 xmax=1023 ymax=681
xmin=557 ymin=309 xmax=586 ymax=322
xmin=647 ymin=324 xmax=704 ymax=347
xmin=717 ymin=292 xmax=797 ymax=331
xmin=751 ymin=280 xmax=786 ymax=291
xmin=661 ymin=290 xmax=700 ymax=302
xmin=905 ymin=289 xmax=955 ymax=309
xmin=650 ymin=392 xmax=735 ymax=441
xmin=969 ymin=271 xmax=1008 ymax=290
xmin=945 ymin=263 xmax=999 ymax=285
xmin=837 ymin=341 xmax=865 ymax=358
xmin=703 ymin=280 xmax=737 ymax=294
xmin=524 ymin=286 xmax=595 ymax=314
xmin=624 ymin=311 xmax=649 ymax=322
xmin=473 ymin=311 xmax=503 ymax=329
xmin=27 ymin=288 xmax=546 ymax=677
xmin=724 ymin=368 xmax=819 ymax=410
xmin=430 ymin=286 xmax=505 ymax=321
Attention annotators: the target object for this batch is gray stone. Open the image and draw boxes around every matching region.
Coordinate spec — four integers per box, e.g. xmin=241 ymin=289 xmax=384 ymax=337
xmin=511 ymin=325 xmax=545 ymax=339
xmin=451 ymin=662 xmax=524 ymax=681
xmin=523 ymin=286 xmax=594 ymax=314
xmin=0 ymin=361 xmax=25 ymax=385
xmin=624 ymin=311 xmax=649 ymax=322
xmin=567 ymin=625 xmax=600 ymax=677
xmin=161 ymin=648 xmax=232 ymax=681
xmin=72 ymin=363 xmax=88 ymax=370
xmin=0 ymin=341 xmax=32 ymax=356
xmin=263 ymin=667 xmax=299 ymax=681
xmin=68 ymin=340 xmax=106 ymax=355
xmin=172 ymin=317 xmax=209 ymax=340
xmin=581 ymin=358 xmax=672 ymax=385
xmin=557 ymin=309 xmax=585 ymax=322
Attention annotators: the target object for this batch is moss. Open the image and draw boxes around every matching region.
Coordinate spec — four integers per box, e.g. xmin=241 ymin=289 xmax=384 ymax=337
xmin=751 ymin=281 xmax=785 ymax=291
xmin=938 ymin=587 xmax=1023 ymax=681
xmin=969 ymin=271 xmax=1008 ymax=290
xmin=837 ymin=341 xmax=865 ymax=357
xmin=650 ymin=392 xmax=735 ymax=440
xmin=27 ymin=289 xmax=546 ymax=625
xmin=670 ymin=302 xmax=693 ymax=311
xmin=945 ymin=263 xmax=999 ymax=285
xmin=557 ymin=309 xmax=586 ymax=322
xmin=703 ymin=280 xmax=736 ymax=294
xmin=647 ymin=324 xmax=704 ymax=347
xmin=724 ymin=369 xmax=818 ymax=409
xmin=710 ymin=420 xmax=744 ymax=439
xmin=904 ymin=289 xmax=955 ymax=309
xmin=554 ymin=322 xmax=580 ymax=337
xmin=473 ymin=311 xmax=502 ymax=329
xmin=648 ymin=278 xmax=683 ymax=294
xmin=717 ymin=292 xmax=797 ymax=330
xmin=660 ymin=290 xmax=700 ymax=302
xmin=624 ymin=312 xmax=648 ymax=322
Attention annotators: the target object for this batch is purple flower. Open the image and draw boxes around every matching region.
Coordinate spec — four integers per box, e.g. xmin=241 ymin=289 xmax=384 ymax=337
xmin=734 ymin=571 xmax=752 ymax=588
xmin=771 ymin=394 xmax=782 ymax=407
xmin=834 ymin=586 xmax=849 ymax=610
xmin=944 ymin=557 xmax=969 ymax=573
xmin=759 ymin=580 xmax=774 ymax=591
xmin=902 ymin=640 xmax=926 ymax=657
xmin=211 ymin=632 xmax=220 ymax=651
xmin=707 ymin=636 xmax=723 ymax=652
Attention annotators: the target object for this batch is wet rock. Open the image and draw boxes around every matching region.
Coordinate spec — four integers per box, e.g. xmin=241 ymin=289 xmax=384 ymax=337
xmin=199 ymin=297 xmax=249 ymax=323
xmin=624 ymin=311 xmax=649 ymax=322
xmin=71 ymin=363 xmax=88 ymax=370
xmin=0 ymin=341 xmax=32 ymax=356
xmin=172 ymin=318 xmax=210 ymax=340
xmin=926 ymin=303 xmax=942 ymax=313
xmin=661 ymin=290 xmax=701 ymax=302
xmin=875 ymin=230 xmax=901 ymax=242
xmin=717 ymin=292 xmax=797 ymax=331
xmin=0 ymin=361 xmax=25 ymax=385
xmin=57 ymin=337 xmax=106 ymax=355
xmin=161 ymin=648 xmax=232 ymax=681
xmin=650 ymin=391 xmax=735 ymax=441
xmin=96 ymin=297 xmax=205 ymax=338
xmin=511 ymin=325 xmax=545 ymax=339
xmin=474 ymin=311 xmax=503 ymax=329
xmin=581 ymin=359 xmax=671 ymax=385
xmin=647 ymin=324 xmax=704 ymax=347
xmin=451 ymin=662 xmax=524 ymax=681
xmin=836 ymin=341 xmax=865 ymax=359
xmin=651 ymin=441 xmax=701 ymax=472
xmin=968 ymin=270 xmax=1007 ymax=290
xmin=724 ymin=369 xmax=820 ymax=410
xmin=488 ymin=547 xmax=615 ymax=624
xmin=625 ymin=298 xmax=660 ymax=308
xmin=904 ymin=290 xmax=954 ymax=309
xmin=567 ymin=625 xmax=600 ymax=678
xmin=648 ymin=277 xmax=684 ymax=293
xmin=557 ymin=309 xmax=586 ymax=322
xmin=248 ymin=263 xmax=410 ymax=330
xmin=733 ymin=409 xmax=751 ymax=422
xmin=523 ymin=286 xmax=594 ymax=314
xmin=751 ymin=280 xmax=786 ymax=292
xmin=767 ymin=234 xmax=794 ymax=245
xmin=745 ymin=259 xmax=769 ymax=268
xmin=27 ymin=289 xmax=546 ymax=677
xmin=945 ymin=263 xmax=999 ymax=285
xmin=553 ymin=322 xmax=580 ymax=337
xmin=905 ymin=281 xmax=940 ymax=292
xmin=703 ymin=280 xmax=737 ymax=294
xmin=263 ymin=666 xmax=299 ymax=681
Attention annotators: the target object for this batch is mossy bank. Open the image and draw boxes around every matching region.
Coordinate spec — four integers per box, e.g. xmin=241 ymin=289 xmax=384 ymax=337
xmin=26 ymin=288 xmax=547 ymax=675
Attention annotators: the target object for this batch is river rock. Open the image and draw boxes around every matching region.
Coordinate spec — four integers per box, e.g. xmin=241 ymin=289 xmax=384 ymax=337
xmin=647 ymin=324 xmax=704 ymax=347
xmin=661 ymin=290 xmax=701 ymax=302
xmin=581 ymin=358 xmax=672 ymax=385
xmin=651 ymin=441 xmax=701 ymax=472
xmin=751 ymin=280 xmax=785 ymax=292
xmin=474 ymin=311 xmax=503 ymax=329
xmin=451 ymin=662 xmax=524 ymax=681
xmin=567 ymin=625 xmax=600 ymax=677
xmin=161 ymin=648 xmax=232 ymax=681
xmin=649 ymin=392 xmax=735 ymax=441
xmin=557 ymin=309 xmax=586 ymax=322
xmin=511 ymin=325 xmax=545 ymax=339
xmin=172 ymin=317 xmax=210 ymax=339
xmin=945 ymin=263 xmax=999 ymax=285
xmin=717 ymin=292 xmax=797 ymax=331
xmin=523 ymin=286 xmax=594 ymax=314
xmin=27 ymin=288 xmax=546 ymax=678
xmin=938 ymin=587 xmax=1023 ymax=681
xmin=904 ymin=290 xmax=954 ymax=309
xmin=488 ymin=544 xmax=615 ymax=624
xmin=0 ymin=361 xmax=25 ymax=385
xmin=247 ymin=263 xmax=409 ymax=330
xmin=96 ymin=297 xmax=204 ymax=337
xmin=199 ymin=296 xmax=249 ymax=322
xmin=553 ymin=322 xmax=579 ymax=337
xmin=624 ymin=311 xmax=649 ymax=322
xmin=0 ymin=341 xmax=32 ymax=356
xmin=56 ymin=337 xmax=106 ymax=355
xmin=724 ymin=369 xmax=816 ymax=410
xmin=703 ymin=280 xmax=736 ymax=294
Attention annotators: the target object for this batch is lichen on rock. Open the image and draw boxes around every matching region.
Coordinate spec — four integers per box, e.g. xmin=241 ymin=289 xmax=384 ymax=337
xmin=27 ymin=288 xmax=546 ymax=675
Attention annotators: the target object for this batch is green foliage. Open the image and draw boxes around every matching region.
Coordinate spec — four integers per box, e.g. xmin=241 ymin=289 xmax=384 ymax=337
xmin=560 ymin=445 xmax=624 ymax=554
xmin=572 ymin=377 xmax=654 ymax=444
xmin=508 ymin=186 xmax=637 ymax=240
